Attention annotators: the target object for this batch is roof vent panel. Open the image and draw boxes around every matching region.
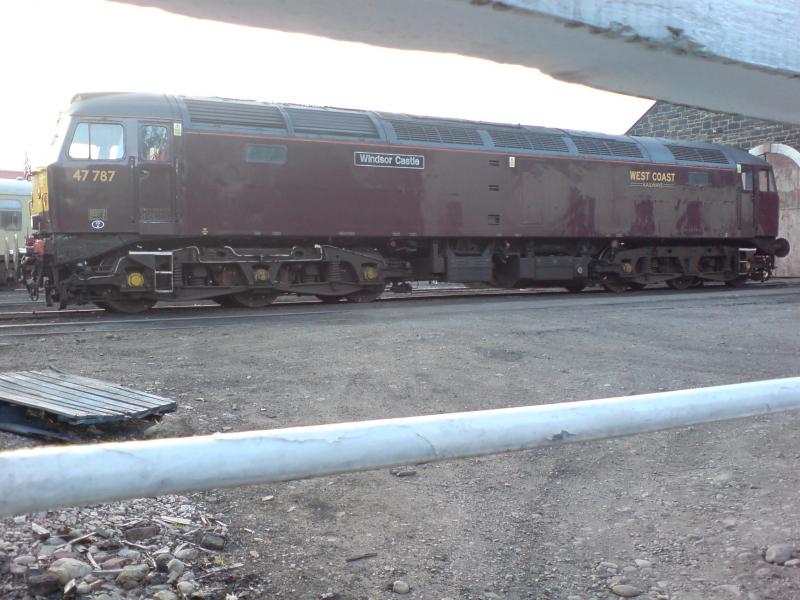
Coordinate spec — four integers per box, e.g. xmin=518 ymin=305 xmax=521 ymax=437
xmin=666 ymin=144 xmax=728 ymax=164
xmin=185 ymin=99 xmax=286 ymax=129
xmin=488 ymin=130 xmax=533 ymax=150
xmin=571 ymin=135 xmax=642 ymax=158
xmin=527 ymin=133 xmax=569 ymax=153
xmin=286 ymin=108 xmax=379 ymax=138
xmin=389 ymin=120 xmax=483 ymax=146
xmin=488 ymin=129 xmax=570 ymax=153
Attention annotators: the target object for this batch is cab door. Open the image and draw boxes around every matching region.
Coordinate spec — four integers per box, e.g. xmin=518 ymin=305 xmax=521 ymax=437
xmin=60 ymin=121 xmax=133 ymax=233
xmin=137 ymin=123 xmax=177 ymax=235
xmin=756 ymin=168 xmax=780 ymax=236
xmin=738 ymin=165 xmax=755 ymax=236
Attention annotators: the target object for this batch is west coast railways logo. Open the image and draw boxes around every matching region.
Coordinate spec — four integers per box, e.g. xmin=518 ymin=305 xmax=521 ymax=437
xmin=354 ymin=152 xmax=424 ymax=169
xmin=629 ymin=169 xmax=676 ymax=188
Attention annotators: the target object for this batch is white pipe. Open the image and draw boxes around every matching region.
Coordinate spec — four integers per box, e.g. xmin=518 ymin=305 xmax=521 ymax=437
xmin=2 ymin=377 xmax=800 ymax=517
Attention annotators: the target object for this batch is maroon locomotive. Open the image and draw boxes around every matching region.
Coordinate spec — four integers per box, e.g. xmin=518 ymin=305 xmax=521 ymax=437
xmin=29 ymin=92 xmax=789 ymax=312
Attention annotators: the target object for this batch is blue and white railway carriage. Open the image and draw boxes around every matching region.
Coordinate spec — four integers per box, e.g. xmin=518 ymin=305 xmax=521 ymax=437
xmin=0 ymin=178 xmax=32 ymax=286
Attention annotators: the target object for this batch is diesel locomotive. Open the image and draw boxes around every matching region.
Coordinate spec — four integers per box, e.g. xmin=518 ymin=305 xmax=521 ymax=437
xmin=28 ymin=92 xmax=790 ymax=312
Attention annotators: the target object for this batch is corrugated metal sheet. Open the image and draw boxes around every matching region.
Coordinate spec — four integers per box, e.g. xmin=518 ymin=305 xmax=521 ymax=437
xmin=0 ymin=369 xmax=176 ymax=425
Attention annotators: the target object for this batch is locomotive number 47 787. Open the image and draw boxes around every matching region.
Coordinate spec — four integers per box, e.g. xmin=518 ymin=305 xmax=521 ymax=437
xmin=72 ymin=169 xmax=116 ymax=183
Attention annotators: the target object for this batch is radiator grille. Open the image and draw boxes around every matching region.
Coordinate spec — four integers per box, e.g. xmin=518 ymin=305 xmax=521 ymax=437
xmin=571 ymin=136 xmax=643 ymax=158
xmin=286 ymin=107 xmax=379 ymax=138
xmin=388 ymin=120 xmax=484 ymax=146
xmin=184 ymin=99 xmax=286 ymax=129
xmin=488 ymin=129 xmax=569 ymax=153
xmin=666 ymin=144 xmax=729 ymax=164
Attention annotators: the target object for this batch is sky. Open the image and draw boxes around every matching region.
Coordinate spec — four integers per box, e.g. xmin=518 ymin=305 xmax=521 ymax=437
xmin=0 ymin=0 xmax=654 ymax=172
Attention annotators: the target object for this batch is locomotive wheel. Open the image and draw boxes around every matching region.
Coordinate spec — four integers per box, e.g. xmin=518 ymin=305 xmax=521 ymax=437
xmin=213 ymin=295 xmax=238 ymax=307
xmin=564 ymin=282 xmax=586 ymax=293
xmin=725 ymin=276 xmax=748 ymax=288
xmin=223 ymin=291 xmax=280 ymax=308
xmin=666 ymin=276 xmax=697 ymax=290
xmin=95 ymin=298 xmax=156 ymax=314
xmin=464 ymin=282 xmax=492 ymax=289
xmin=345 ymin=285 xmax=385 ymax=303
xmin=601 ymin=279 xmax=628 ymax=293
xmin=627 ymin=282 xmax=647 ymax=291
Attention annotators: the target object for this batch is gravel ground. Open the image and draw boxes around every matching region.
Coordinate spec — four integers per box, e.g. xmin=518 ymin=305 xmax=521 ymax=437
xmin=1 ymin=286 xmax=800 ymax=599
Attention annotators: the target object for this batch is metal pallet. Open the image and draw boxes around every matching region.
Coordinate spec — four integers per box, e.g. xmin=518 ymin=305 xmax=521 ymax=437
xmin=0 ymin=369 xmax=176 ymax=438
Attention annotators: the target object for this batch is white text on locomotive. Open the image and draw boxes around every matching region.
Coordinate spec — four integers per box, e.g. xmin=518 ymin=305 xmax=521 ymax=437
xmin=354 ymin=152 xmax=424 ymax=169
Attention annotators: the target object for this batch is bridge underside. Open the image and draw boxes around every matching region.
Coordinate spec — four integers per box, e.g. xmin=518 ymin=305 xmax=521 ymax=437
xmin=114 ymin=0 xmax=800 ymax=125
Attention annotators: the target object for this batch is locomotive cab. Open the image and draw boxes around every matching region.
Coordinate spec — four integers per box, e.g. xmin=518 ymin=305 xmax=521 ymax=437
xmin=27 ymin=95 xmax=187 ymax=309
xmin=737 ymin=163 xmax=787 ymax=259
xmin=33 ymin=115 xmax=179 ymax=237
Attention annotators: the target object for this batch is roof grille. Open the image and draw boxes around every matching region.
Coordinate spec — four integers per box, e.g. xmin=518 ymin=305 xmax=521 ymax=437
xmin=666 ymin=144 xmax=728 ymax=164
xmin=487 ymin=130 xmax=569 ymax=153
xmin=571 ymin=136 xmax=643 ymax=158
xmin=286 ymin=108 xmax=379 ymax=138
xmin=388 ymin=120 xmax=483 ymax=146
xmin=488 ymin=130 xmax=531 ymax=150
xmin=184 ymin=99 xmax=286 ymax=129
xmin=528 ymin=133 xmax=569 ymax=153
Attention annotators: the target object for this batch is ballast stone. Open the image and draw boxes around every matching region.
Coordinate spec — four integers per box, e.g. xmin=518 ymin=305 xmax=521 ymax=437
xmin=48 ymin=557 xmax=92 ymax=584
xmin=200 ymin=533 xmax=226 ymax=551
xmin=27 ymin=571 xmax=61 ymax=595
xmin=765 ymin=543 xmax=795 ymax=564
xmin=392 ymin=580 xmax=411 ymax=594
xmin=115 ymin=563 xmax=149 ymax=589
xmin=610 ymin=583 xmax=643 ymax=597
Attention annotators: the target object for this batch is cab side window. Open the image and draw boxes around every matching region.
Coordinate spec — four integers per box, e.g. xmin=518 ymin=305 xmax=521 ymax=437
xmin=140 ymin=125 xmax=170 ymax=162
xmin=740 ymin=170 xmax=753 ymax=192
xmin=758 ymin=170 xmax=772 ymax=192
xmin=68 ymin=123 xmax=125 ymax=160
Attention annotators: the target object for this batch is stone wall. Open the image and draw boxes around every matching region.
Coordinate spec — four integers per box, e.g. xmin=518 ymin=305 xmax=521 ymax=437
xmin=627 ymin=102 xmax=800 ymax=150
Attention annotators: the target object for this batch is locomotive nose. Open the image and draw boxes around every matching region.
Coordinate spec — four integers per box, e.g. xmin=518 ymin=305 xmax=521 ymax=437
xmin=31 ymin=168 xmax=49 ymax=218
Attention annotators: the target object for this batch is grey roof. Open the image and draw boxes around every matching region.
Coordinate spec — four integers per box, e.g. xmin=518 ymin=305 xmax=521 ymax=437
xmin=0 ymin=178 xmax=32 ymax=196
xmin=67 ymin=92 xmax=768 ymax=168
xmin=69 ymin=93 xmax=179 ymax=119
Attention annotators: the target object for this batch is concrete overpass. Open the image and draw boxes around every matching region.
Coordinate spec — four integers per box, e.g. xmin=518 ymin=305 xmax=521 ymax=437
xmin=116 ymin=0 xmax=800 ymax=124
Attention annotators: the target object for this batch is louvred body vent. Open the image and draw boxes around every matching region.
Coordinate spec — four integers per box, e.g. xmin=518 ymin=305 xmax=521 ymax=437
xmin=666 ymin=144 xmax=729 ymax=164
xmin=184 ymin=99 xmax=286 ymax=129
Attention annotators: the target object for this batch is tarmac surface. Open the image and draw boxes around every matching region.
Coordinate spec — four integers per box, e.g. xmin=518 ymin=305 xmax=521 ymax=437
xmin=1 ymin=281 xmax=800 ymax=599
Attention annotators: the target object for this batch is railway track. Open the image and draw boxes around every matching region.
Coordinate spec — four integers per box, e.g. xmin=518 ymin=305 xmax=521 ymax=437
xmin=0 ymin=279 xmax=795 ymax=338
xmin=0 ymin=285 xmax=546 ymax=319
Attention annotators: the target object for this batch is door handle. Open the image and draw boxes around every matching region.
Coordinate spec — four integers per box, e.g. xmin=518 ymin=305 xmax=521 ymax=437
xmin=140 ymin=169 xmax=150 ymax=178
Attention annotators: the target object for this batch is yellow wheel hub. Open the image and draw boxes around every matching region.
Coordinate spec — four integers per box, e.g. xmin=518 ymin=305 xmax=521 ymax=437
xmin=127 ymin=272 xmax=145 ymax=287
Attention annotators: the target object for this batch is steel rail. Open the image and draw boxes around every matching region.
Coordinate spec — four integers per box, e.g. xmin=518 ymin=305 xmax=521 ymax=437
xmin=2 ymin=377 xmax=800 ymax=517
xmin=0 ymin=289 xmax=793 ymax=336
xmin=0 ymin=280 xmax=796 ymax=323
